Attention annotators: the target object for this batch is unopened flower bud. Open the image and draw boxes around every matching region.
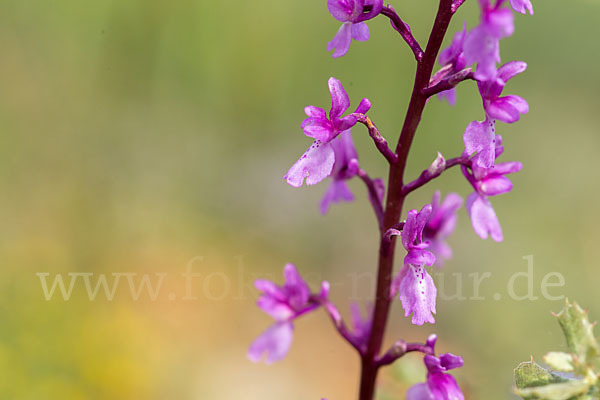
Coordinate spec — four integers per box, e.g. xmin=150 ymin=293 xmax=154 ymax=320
xmin=427 ymin=152 xmax=446 ymax=179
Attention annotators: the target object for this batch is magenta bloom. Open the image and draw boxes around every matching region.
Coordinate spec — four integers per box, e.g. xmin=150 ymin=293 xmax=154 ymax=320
xmin=285 ymin=77 xmax=370 ymax=187
xmin=248 ymin=264 xmax=327 ymax=364
xmin=392 ymin=205 xmax=437 ymax=326
xmin=320 ymin=130 xmax=359 ymax=214
xmin=407 ymin=336 xmax=465 ymax=400
xmin=327 ymin=0 xmax=383 ymax=58
xmin=439 ymin=25 xmax=467 ymax=71
xmin=462 ymin=137 xmax=522 ymax=241
xmin=433 ymin=24 xmax=467 ymax=105
xmin=349 ymin=303 xmax=373 ymax=350
xmin=424 ymin=192 xmax=463 ymax=265
xmin=464 ymin=61 xmax=528 ymax=168
xmin=464 ymin=0 xmax=515 ymax=81
xmin=479 ymin=60 xmax=529 ymax=123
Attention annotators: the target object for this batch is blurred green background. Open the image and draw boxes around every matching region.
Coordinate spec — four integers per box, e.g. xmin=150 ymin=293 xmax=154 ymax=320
xmin=1 ymin=0 xmax=599 ymax=398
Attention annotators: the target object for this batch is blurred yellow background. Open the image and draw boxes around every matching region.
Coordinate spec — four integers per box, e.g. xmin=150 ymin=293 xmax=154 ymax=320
xmin=1 ymin=0 xmax=599 ymax=398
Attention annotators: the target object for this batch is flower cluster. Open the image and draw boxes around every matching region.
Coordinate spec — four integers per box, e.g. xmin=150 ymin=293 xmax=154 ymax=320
xmin=432 ymin=0 xmax=531 ymax=241
xmin=251 ymin=0 xmax=534 ymax=398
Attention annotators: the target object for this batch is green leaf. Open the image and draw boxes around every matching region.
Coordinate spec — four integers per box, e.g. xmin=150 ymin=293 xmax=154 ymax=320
xmin=555 ymin=300 xmax=599 ymax=367
xmin=515 ymin=379 xmax=591 ymax=400
xmin=515 ymin=360 xmax=568 ymax=389
xmin=544 ymin=352 xmax=574 ymax=372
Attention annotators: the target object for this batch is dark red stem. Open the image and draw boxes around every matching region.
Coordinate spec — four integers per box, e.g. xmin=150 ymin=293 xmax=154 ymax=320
xmin=358 ymin=1 xmax=456 ymax=399
xmin=358 ymin=169 xmax=385 ymax=232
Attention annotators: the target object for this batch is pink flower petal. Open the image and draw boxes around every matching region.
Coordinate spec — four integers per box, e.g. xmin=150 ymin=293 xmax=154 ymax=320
xmin=351 ymin=22 xmax=370 ymax=42
xmin=463 ymin=119 xmax=495 ymax=168
xmin=466 ymin=193 xmax=503 ymax=242
xmin=399 ymin=265 xmax=437 ymax=326
xmin=247 ymin=322 xmax=294 ymax=364
xmin=509 ymin=0 xmax=534 ymax=15
xmin=284 ymin=141 xmax=335 ymax=187
xmin=327 ymin=22 xmax=353 ymax=58
xmin=328 ymin=77 xmax=351 ymax=118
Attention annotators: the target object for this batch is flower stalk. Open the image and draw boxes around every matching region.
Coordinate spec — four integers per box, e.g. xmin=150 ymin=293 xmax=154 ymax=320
xmin=359 ymin=2 xmax=456 ymax=397
xmin=249 ymin=0 xmax=532 ymax=398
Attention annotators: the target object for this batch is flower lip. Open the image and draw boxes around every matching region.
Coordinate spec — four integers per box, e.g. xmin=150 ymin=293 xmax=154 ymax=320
xmin=247 ymin=321 xmax=294 ymax=364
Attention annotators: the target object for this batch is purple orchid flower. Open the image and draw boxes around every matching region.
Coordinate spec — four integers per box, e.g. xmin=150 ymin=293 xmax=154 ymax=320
xmin=439 ymin=25 xmax=467 ymax=71
xmin=392 ymin=205 xmax=437 ymax=326
xmin=285 ymin=77 xmax=370 ymax=188
xmin=407 ymin=335 xmax=465 ymax=400
xmin=349 ymin=302 xmax=373 ymax=350
xmin=462 ymin=136 xmax=522 ymax=241
xmin=463 ymin=0 xmax=533 ymax=79
xmin=479 ymin=60 xmax=529 ymax=123
xmin=432 ymin=24 xmax=468 ymax=105
xmin=464 ymin=61 xmax=528 ymax=168
xmin=248 ymin=264 xmax=328 ymax=364
xmin=327 ymin=0 xmax=383 ymax=58
xmin=464 ymin=0 xmax=515 ymax=81
xmin=320 ymin=130 xmax=359 ymax=214
xmin=424 ymin=191 xmax=463 ymax=266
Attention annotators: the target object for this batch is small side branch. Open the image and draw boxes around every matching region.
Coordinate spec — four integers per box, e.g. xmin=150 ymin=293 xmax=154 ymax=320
xmin=312 ymin=295 xmax=363 ymax=354
xmin=353 ymin=113 xmax=398 ymax=164
xmin=376 ymin=340 xmax=435 ymax=367
xmin=422 ymin=68 xmax=474 ymax=98
xmin=402 ymin=156 xmax=469 ymax=195
xmin=381 ymin=6 xmax=424 ymax=62
xmin=357 ymin=169 xmax=385 ymax=232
